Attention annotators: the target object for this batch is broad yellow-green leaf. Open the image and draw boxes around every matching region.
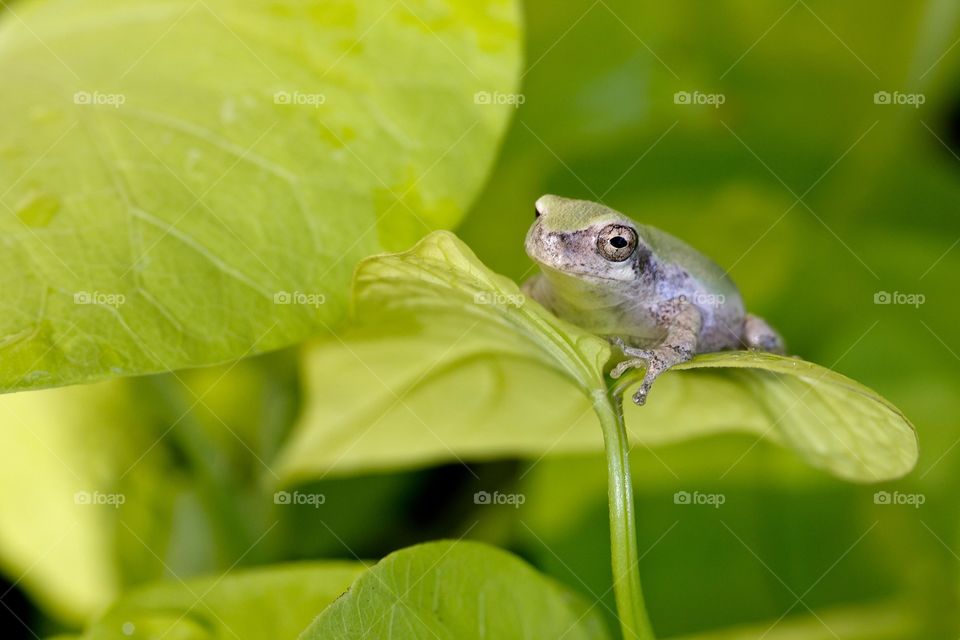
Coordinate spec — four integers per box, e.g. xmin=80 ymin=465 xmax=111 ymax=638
xmin=78 ymin=561 xmax=364 ymax=640
xmin=666 ymin=352 xmax=918 ymax=482
xmin=0 ymin=0 xmax=520 ymax=392
xmin=277 ymin=231 xmax=917 ymax=483
xmin=300 ymin=540 xmax=612 ymax=640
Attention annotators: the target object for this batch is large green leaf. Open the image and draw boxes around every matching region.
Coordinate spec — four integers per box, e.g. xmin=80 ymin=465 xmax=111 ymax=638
xmin=78 ymin=561 xmax=364 ymax=640
xmin=0 ymin=0 xmax=520 ymax=392
xmin=300 ymin=540 xmax=611 ymax=640
xmin=277 ymin=231 xmax=917 ymax=483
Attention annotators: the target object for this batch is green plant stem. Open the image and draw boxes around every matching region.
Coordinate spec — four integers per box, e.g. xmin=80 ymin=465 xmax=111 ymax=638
xmin=592 ymin=386 xmax=656 ymax=640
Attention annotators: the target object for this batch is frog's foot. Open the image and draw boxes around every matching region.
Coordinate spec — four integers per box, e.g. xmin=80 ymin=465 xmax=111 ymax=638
xmin=609 ymin=349 xmax=655 ymax=380
xmin=608 ymin=300 xmax=702 ymax=405
xmin=743 ymin=314 xmax=785 ymax=354
xmin=610 ymin=344 xmax=693 ymax=406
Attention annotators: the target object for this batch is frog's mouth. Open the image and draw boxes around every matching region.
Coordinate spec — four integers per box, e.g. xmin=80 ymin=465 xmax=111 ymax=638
xmin=535 ymin=262 xmax=621 ymax=284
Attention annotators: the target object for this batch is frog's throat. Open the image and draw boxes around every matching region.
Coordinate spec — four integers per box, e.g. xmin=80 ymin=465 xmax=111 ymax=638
xmin=537 ymin=265 xmax=631 ymax=312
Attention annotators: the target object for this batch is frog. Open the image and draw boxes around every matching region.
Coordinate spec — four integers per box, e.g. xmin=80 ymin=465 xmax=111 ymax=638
xmin=523 ymin=194 xmax=785 ymax=406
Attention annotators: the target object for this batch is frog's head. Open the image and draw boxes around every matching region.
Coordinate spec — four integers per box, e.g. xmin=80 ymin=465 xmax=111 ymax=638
xmin=525 ymin=195 xmax=649 ymax=283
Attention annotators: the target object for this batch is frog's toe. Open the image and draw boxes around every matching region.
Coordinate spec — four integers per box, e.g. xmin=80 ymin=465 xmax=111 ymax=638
xmin=743 ymin=314 xmax=785 ymax=354
xmin=610 ymin=359 xmax=639 ymax=379
xmin=632 ymin=383 xmax=651 ymax=406
xmin=631 ymin=368 xmax=664 ymax=405
xmin=610 ymin=353 xmax=652 ymax=379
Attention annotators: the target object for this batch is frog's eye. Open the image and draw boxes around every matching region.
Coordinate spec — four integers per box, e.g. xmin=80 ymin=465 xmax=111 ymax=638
xmin=597 ymin=224 xmax=638 ymax=262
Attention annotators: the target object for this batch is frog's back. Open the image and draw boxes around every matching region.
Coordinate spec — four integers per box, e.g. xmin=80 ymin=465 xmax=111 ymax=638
xmin=637 ymin=223 xmax=746 ymax=351
xmin=638 ymin=223 xmax=741 ymax=300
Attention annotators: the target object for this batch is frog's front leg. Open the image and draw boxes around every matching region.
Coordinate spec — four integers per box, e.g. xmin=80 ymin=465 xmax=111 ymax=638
xmin=609 ymin=299 xmax=703 ymax=406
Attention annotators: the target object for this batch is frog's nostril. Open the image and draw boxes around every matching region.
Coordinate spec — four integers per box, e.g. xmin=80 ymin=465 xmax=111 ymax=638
xmin=534 ymin=206 xmax=541 ymax=218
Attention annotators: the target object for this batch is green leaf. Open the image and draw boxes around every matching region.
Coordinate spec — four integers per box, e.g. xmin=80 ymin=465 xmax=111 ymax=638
xmin=277 ymin=231 xmax=917 ymax=483
xmin=300 ymin=540 xmax=611 ymax=640
xmin=665 ymin=352 xmax=919 ymax=482
xmin=350 ymin=227 xmax=610 ymax=390
xmin=0 ymin=0 xmax=520 ymax=392
xmin=78 ymin=561 xmax=364 ymax=640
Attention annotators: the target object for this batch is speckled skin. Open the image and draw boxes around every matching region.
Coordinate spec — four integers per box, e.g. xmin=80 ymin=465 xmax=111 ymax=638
xmin=523 ymin=195 xmax=784 ymax=405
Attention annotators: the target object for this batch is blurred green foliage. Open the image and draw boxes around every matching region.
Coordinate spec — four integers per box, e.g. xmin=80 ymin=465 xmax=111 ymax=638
xmin=71 ymin=560 xmax=365 ymax=640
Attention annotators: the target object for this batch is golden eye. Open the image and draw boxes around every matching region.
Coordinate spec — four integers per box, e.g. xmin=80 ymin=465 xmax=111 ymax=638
xmin=597 ymin=224 xmax=638 ymax=261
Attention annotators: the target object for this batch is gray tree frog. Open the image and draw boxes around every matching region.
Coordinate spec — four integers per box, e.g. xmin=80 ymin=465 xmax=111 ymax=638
xmin=523 ymin=195 xmax=784 ymax=406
